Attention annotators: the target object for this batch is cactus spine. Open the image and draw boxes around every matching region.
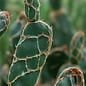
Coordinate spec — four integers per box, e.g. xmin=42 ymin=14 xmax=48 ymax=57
xmin=8 ymin=0 xmax=53 ymax=86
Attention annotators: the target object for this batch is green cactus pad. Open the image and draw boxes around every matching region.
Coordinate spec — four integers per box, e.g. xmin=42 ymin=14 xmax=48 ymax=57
xmin=8 ymin=21 xmax=52 ymax=86
xmin=24 ymin=0 xmax=40 ymax=22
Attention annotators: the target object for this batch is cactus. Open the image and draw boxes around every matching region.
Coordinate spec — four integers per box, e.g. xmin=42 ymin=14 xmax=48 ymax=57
xmin=70 ymin=31 xmax=85 ymax=64
xmin=10 ymin=11 xmax=27 ymax=51
xmin=8 ymin=0 xmax=53 ymax=86
xmin=0 ymin=11 xmax=10 ymax=37
xmin=54 ymin=67 xmax=85 ymax=86
xmin=49 ymin=0 xmax=74 ymax=49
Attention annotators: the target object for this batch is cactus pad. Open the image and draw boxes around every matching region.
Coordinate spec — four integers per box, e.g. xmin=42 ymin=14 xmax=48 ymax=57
xmin=8 ymin=21 xmax=52 ymax=86
xmin=24 ymin=0 xmax=40 ymax=22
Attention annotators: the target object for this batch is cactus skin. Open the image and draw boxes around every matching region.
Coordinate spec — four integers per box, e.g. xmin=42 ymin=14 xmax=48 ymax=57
xmin=8 ymin=0 xmax=53 ymax=86
xmin=10 ymin=11 xmax=26 ymax=50
xmin=54 ymin=67 xmax=85 ymax=86
xmin=0 ymin=11 xmax=10 ymax=37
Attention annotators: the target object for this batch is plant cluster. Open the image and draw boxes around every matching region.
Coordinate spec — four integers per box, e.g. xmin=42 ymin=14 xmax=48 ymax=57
xmin=0 ymin=0 xmax=86 ymax=86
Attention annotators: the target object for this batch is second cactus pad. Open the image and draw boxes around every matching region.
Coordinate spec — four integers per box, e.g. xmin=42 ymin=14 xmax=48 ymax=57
xmin=8 ymin=21 xmax=52 ymax=86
